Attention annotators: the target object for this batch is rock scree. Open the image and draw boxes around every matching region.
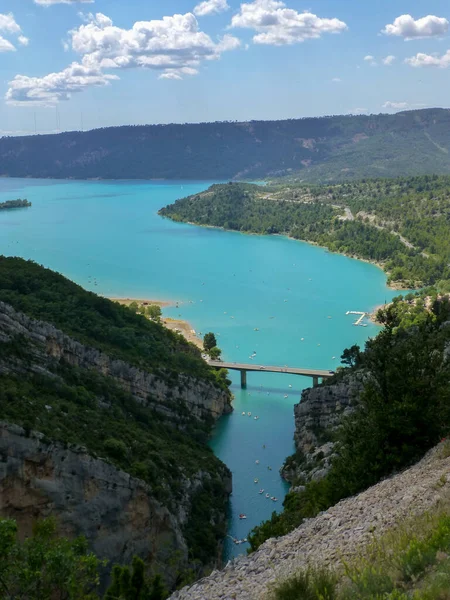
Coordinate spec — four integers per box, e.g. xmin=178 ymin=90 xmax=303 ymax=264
xmin=170 ymin=443 xmax=450 ymax=599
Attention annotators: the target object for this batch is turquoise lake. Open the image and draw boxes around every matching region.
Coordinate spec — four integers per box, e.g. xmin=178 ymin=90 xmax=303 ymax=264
xmin=0 ymin=178 xmax=397 ymax=560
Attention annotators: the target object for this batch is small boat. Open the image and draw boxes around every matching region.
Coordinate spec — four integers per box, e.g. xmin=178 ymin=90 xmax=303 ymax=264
xmin=242 ymin=412 xmax=246 ymax=416
xmin=259 ymin=489 xmax=264 ymax=494
xmin=243 ymin=538 xmax=248 ymax=543
xmin=254 ymin=416 xmax=259 ymax=420
xmin=255 ymin=460 xmax=260 ymax=464
xmin=248 ymin=412 xmax=252 ymax=416
xmin=254 ymin=328 xmax=259 ymax=331
xmin=268 ymin=466 xmax=272 ymax=471
xmin=265 ymin=493 xmax=270 ymax=498
xmin=239 ymin=514 xmax=247 ymax=519
xmin=288 ymin=385 xmax=292 ymax=388
xmin=284 ymin=395 xmax=288 ymax=398
xmin=254 ymin=478 xmax=259 ymax=483
xmin=301 ymin=337 xmax=304 ymax=341
xmin=272 ymin=497 xmax=278 ymax=502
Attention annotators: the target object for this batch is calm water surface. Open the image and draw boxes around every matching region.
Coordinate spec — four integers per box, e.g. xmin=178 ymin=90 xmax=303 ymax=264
xmin=0 ymin=178 xmax=397 ymax=559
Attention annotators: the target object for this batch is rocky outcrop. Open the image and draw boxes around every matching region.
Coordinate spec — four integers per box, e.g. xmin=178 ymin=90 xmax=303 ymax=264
xmin=0 ymin=422 xmax=189 ymax=586
xmin=169 ymin=441 xmax=450 ymax=600
xmin=0 ymin=301 xmax=232 ymax=423
xmin=281 ymin=373 xmax=365 ymax=483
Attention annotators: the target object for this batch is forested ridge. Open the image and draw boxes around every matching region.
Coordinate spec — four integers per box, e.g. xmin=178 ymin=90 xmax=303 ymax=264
xmin=160 ymin=175 xmax=450 ymax=288
xmin=2 ymin=108 xmax=450 ymax=181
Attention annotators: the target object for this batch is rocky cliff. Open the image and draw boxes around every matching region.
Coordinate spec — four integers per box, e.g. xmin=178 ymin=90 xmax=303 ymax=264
xmin=0 ymin=300 xmax=232 ymax=422
xmin=0 ymin=422 xmax=194 ymax=587
xmin=281 ymin=373 xmax=365 ymax=484
xmin=0 ymin=300 xmax=233 ymax=586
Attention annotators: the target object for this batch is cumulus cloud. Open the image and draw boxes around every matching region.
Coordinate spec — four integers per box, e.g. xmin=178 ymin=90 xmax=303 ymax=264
xmin=194 ymin=0 xmax=229 ymax=17
xmin=34 ymin=0 xmax=94 ymax=5
xmin=70 ymin=12 xmax=240 ymax=79
xmin=382 ymin=55 xmax=395 ymax=66
xmin=382 ymin=14 xmax=448 ymax=40
xmin=383 ymin=101 xmax=409 ymax=110
xmin=405 ymin=50 xmax=450 ymax=68
xmin=0 ymin=36 xmax=15 ymax=52
xmin=0 ymin=13 xmax=28 ymax=50
xmin=364 ymin=55 xmax=376 ymax=65
xmin=0 ymin=13 xmax=21 ymax=34
xmin=6 ymin=62 xmax=118 ymax=106
xmin=7 ymin=11 xmax=240 ymax=106
xmin=230 ymin=0 xmax=347 ymax=46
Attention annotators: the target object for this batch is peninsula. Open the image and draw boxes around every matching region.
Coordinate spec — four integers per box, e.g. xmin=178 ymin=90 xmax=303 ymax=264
xmin=159 ymin=176 xmax=450 ymax=290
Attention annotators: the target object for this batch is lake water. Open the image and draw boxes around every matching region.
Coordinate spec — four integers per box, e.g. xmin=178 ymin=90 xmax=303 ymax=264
xmin=0 ymin=178 xmax=397 ymax=560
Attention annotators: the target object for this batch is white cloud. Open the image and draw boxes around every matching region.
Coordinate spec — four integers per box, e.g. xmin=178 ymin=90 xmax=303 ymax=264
xmin=0 ymin=13 xmax=21 ymax=34
xmin=349 ymin=107 xmax=368 ymax=114
xmin=18 ymin=35 xmax=29 ymax=46
xmin=382 ymin=55 xmax=395 ymax=66
xmin=34 ymin=0 xmax=94 ymax=5
xmin=7 ymin=11 xmax=240 ymax=106
xmin=405 ymin=50 xmax=450 ymax=68
xmin=70 ymin=12 xmax=240 ymax=79
xmin=230 ymin=0 xmax=347 ymax=46
xmin=382 ymin=14 xmax=448 ymax=40
xmin=383 ymin=101 xmax=409 ymax=110
xmin=194 ymin=0 xmax=229 ymax=17
xmin=6 ymin=62 xmax=118 ymax=106
xmin=364 ymin=55 xmax=376 ymax=66
xmin=0 ymin=36 xmax=15 ymax=52
xmin=331 ymin=77 xmax=341 ymax=82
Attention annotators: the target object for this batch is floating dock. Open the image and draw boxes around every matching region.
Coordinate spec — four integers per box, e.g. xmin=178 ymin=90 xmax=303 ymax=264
xmin=346 ymin=310 xmax=368 ymax=326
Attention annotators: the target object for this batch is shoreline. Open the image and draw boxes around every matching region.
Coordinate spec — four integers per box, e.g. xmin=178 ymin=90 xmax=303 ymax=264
xmin=108 ymin=296 xmax=203 ymax=350
xmin=175 ymin=220 xmax=409 ymax=291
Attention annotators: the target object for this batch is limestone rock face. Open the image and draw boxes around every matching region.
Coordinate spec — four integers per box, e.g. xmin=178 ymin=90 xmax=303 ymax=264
xmin=281 ymin=373 xmax=365 ymax=483
xmin=0 ymin=300 xmax=232 ymax=422
xmin=0 ymin=422 xmax=188 ymax=585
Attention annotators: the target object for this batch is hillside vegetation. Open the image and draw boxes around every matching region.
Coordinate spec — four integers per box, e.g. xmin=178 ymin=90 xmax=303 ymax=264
xmin=160 ymin=175 xmax=450 ymax=288
xmin=2 ymin=109 xmax=450 ymax=181
xmin=0 ymin=257 xmax=225 ymax=390
xmin=0 ymin=257 xmax=232 ymax=584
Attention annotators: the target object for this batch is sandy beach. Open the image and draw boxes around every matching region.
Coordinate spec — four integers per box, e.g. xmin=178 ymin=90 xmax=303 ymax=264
xmin=108 ymin=297 xmax=203 ymax=349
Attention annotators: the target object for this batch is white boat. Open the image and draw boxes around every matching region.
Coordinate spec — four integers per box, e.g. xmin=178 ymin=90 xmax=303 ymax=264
xmin=254 ymin=416 xmax=259 ymax=420
xmin=239 ymin=514 xmax=247 ymax=519
xmin=248 ymin=412 xmax=251 ymax=416
xmin=254 ymin=478 xmax=259 ymax=483
xmin=242 ymin=412 xmax=246 ymax=415
xmin=255 ymin=460 xmax=260 ymax=464
xmin=259 ymin=489 xmax=264 ymax=494
xmin=284 ymin=395 xmax=288 ymax=398
xmin=265 ymin=493 xmax=270 ymax=498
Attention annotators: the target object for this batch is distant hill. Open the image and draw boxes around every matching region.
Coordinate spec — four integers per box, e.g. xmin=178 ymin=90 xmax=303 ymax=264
xmin=2 ymin=108 xmax=450 ymax=182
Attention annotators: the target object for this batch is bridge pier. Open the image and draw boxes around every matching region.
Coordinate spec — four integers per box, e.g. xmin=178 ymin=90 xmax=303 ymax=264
xmin=240 ymin=370 xmax=247 ymax=388
xmin=313 ymin=376 xmax=319 ymax=388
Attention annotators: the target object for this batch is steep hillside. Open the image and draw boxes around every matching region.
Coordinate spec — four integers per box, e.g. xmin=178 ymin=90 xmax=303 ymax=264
xmin=0 ymin=258 xmax=233 ymax=589
xmin=169 ymin=442 xmax=450 ymax=600
xmin=1 ymin=108 xmax=450 ymax=181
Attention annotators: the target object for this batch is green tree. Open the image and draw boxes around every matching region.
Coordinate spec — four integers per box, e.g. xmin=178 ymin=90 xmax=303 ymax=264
xmin=146 ymin=305 xmax=162 ymax=323
xmin=128 ymin=301 xmax=139 ymax=313
xmin=209 ymin=346 xmax=222 ymax=360
xmin=0 ymin=517 xmax=102 ymax=600
xmin=340 ymin=344 xmax=361 ymax=368
xmin=203 ymin=332 xmax=217 ymax=352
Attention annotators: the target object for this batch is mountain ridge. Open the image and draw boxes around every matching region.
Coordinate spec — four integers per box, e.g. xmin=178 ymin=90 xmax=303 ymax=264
xmin=1 ymin=108 xmax=450 ymax=182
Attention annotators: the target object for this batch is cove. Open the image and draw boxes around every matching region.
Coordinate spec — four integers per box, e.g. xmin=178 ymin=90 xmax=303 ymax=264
xmin=0 ymin=178 xmax=398 ymax=561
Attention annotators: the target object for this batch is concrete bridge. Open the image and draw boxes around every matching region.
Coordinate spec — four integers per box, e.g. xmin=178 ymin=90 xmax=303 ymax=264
xmin=207 ymin=360 xmax=334 ymax=388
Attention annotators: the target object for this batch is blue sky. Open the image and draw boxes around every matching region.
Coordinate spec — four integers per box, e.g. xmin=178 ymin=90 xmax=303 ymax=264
xmin=1 ymin=0 xmax=450 ymax=134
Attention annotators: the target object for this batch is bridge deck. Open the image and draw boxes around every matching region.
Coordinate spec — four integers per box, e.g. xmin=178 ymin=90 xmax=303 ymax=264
xmin=208 ymin=361 xmax=333 ymax=378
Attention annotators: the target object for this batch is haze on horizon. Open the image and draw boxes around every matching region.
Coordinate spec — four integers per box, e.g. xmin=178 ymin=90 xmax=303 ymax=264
xmin=1 ymin=0 xmax=450 ymax=135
